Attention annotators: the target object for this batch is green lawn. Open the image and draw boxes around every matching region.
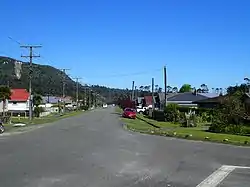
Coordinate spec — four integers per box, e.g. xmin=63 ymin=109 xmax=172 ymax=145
xmin=4 ymin=110 xmax=84 ymax=132
xmin=117 ymin=108 xmax=250 ymax=146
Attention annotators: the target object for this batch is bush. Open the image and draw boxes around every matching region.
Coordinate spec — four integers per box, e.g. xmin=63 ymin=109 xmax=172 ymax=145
xmin=209 ymin=123 xmax=248 ymax=135
xmin=33 ymin=107 xmax=45 ymax=117
xmin=80 ymin=105 xmax=89 ymax=110
xmin=143 ymin=109 xmax=149 ymax=116
xmin=164 ymin=103 xmax=180 ymax=123
xmin=152 ymin=110 xmax=165 ymax=121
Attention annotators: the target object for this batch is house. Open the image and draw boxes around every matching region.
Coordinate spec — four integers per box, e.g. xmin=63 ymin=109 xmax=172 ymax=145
xmin=158 ymin=92 xmax=219 ymax=107
xmin=193 ymin=93 xmax=250 ymax=113
xmin=8 ymin=89 xmax=29 ymax=116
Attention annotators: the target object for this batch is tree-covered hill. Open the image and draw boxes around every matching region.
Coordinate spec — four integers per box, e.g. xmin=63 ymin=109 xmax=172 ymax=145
xmin=0 ymin=56 xmax=133 ymax=102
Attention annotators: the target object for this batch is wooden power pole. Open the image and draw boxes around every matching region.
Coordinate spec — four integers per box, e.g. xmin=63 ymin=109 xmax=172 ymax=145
xmin=60 ymin=68 xmax=70 ymax=113
xmin=131 ymin=81 xmax=135 ymax=101
xmin=73 ymin=77 xmax=82 ymax=109
xmin=164 ymin=66 xmax=167 ymax=108
xmin=21 ymin=45 xmax=42 ymax=121
xmin=152 ymin=78 xmax=154 ymax=111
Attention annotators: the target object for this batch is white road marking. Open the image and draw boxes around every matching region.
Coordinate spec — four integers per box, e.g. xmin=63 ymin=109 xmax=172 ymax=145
xmin=196 ymin=165 xmax=236 ymax=187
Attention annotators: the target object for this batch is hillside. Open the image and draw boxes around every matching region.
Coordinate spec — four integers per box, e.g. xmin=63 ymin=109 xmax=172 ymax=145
xmin=0 ymin=56 xmax=131 ymax=102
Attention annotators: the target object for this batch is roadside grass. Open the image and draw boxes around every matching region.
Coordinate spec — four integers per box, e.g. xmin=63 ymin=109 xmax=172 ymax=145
xmin=4 ymin=110 xmax=84 ymax=132
xmin=117 ymin=107 xmax=250 ymax=146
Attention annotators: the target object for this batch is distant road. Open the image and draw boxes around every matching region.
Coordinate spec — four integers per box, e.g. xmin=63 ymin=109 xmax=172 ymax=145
xmin=0 ymin=107 xmax=249 ymax=187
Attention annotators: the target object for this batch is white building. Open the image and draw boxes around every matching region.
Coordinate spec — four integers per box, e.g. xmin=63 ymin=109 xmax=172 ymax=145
xmin=8 ymin=89 xmax=29 ymax=116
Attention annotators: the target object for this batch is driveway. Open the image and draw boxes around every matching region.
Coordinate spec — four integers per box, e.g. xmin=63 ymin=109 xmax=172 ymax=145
xmin=0 ymin=107 xmax=249 ymax=187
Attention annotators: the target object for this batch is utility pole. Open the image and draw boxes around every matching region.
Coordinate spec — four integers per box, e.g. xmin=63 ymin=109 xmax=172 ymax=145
xmin=89 ymin=88 xmax=92 ymax=108
xmin=131 ymin=81 xmax=135 ymax=101
xmin=134 ymin=86 xmax=137 ymax=101
xmin=84 ymin=85 xmax=87 ymax=106
xmin=73 ymin=77 xmax=82 ymax=109
xmin=152 ymin=78 xmax=155 ymax=111
xmin=60 ymin=68 xmax=70 ymax=113
xmin=21 ymin=45 xmax=41 ymax=121
xmin=164 ymin=66 xmax=167 ymax=108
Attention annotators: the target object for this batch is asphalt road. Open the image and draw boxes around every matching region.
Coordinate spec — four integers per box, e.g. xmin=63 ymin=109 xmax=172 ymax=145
xmin=0 ymin=107 xmax=250 ymax=187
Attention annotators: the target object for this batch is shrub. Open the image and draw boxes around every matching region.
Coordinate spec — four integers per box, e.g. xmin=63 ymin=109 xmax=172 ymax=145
xmin=143 ymin=109 xmax=149 ymax=116
xmin=80 ymin=105 xmax=89 ymax=110
xmin=152 ymin=110 xmax=165 ymax=121
xmin=33 ymin=107 xmax=45 ymax=117
xmin=164 ymin=103 xmax=180 ymax=123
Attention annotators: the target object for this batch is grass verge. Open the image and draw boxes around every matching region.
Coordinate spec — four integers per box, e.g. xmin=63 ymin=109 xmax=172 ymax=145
xmin=117 ymin=108 xmax=250 ymax=146
xmin=4 ymin=110 xmax=84 ymax=132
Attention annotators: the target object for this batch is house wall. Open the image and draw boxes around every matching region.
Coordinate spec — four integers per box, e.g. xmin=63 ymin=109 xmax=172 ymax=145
xmin=8 ymin=101 xmax=29 ymax=111
xmin=166 ymin=101 xmax=197 ymax=107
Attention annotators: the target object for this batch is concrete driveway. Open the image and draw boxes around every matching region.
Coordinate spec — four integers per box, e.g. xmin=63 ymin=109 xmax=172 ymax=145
xmin=0 ymin=107 xmax=249 ymax=187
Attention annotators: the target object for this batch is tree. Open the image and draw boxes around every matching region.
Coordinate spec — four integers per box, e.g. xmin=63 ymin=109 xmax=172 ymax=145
xmin=139 ymin=86 xmax=144 ymax=92
xmin=158 ymin=87 xmax=162 ymax=93
xmin=172 ymin=87 xmax=178 ymax=93
xmin=179 ymin=84 xmax=192 ymax=93
xmin=33 ymin=94 xmax=43 ymax=117
xmin=0 ymin=86 xmax=11 ymax=117
xmin=227 ymin=84 xmax=247 ymax=95
xmin=197 ymin=88 xmax=202 ymax=93
xmin=166 ymin=86 xmax=172 ymax=93
xmin=144 ymin=85 xmax=151 ymax=92
xmin=155 ymin=85 xmax=159 ymax=93
xmin=244 ymin=77 xmax=250 ymax=93
xmin=200 ymin=84 xmax=209 ymax=93
xmin=209 ymin=90 xmax=247 ymax=134
xmin=215 ymin=88 xmax=220 ymax=94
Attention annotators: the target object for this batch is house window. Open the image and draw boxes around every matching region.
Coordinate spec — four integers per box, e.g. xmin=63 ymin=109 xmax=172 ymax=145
xmin=13 ymin=101 xmax=17 ymax=104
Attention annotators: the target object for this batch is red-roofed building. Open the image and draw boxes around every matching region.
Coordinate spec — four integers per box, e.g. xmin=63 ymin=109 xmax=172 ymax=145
xmin=8 ymin=89 xmax=29 ymax=114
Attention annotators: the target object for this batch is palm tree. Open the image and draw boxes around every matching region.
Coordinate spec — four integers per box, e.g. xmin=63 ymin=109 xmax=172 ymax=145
xmin=0 ymin=86 xmax=11 ymax=117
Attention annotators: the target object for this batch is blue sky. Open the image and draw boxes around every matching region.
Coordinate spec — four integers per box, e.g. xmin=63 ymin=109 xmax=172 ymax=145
xmin=0 ymin=0 xmax=250 ymax=90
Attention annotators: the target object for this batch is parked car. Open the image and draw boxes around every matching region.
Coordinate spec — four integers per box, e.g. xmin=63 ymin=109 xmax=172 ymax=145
xmin=136 ymin=106 xmax=147 ymax=114
xmin=122 ymin=108 xmax=136 ymax=119
xmin=103 ymin=104 xmax=108 ymax=108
